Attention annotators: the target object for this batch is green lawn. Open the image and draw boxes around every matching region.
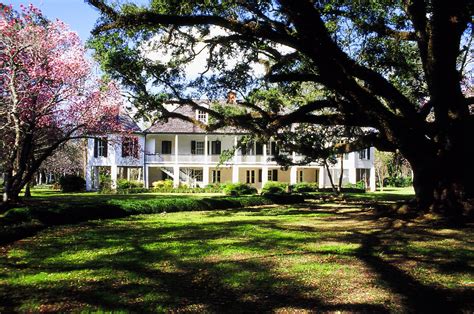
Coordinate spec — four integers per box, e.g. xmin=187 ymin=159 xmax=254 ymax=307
xmin=0 ymin=198 xmax=472 ymax=312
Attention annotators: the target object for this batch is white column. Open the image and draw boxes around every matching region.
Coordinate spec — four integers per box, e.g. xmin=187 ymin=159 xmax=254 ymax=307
xmin=173 ymin=165 xmax=180 ymax=187
xmin=144 ymin=166 xmax=149 ymax=188
xmin=348 ymin=152 xmax=357 ymax=184
xmin=263 ymin=144 xmax=267 ymax=163
xmin=261 ymin=166 xmax=268 ymax=187
xmin=174 ymin=134 xmax=179 ymax=164
xmin=370 ymin=165 xmax=376 ymax=192
xmin=290 ymin=166 xmax=297 ymax=185
xmin=85 ymin=166 xmax=92 ymax=191
xmin=203 ymin=166 xmax=209 ymax=186
xmin=233 ymin=136 xmax=238 ymax=164
xmin=232 ymin=165 xmax=239 ymax=183
xmin=204 ymin=135 xmax=209 ymax=164
xmin=111 ymin=165 xmax=118 ymax=189
xmin=93 ymin=167 xmax=100 ymax=190
xmin=318 ymin=167 xmax=325 ymax=189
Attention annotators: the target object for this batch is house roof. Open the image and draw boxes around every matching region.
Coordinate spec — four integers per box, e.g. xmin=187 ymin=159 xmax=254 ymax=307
xmin=118 ymin=113 xmax=142 ymax=132
xmin=146 ymin=104 xmax=244 ymax=134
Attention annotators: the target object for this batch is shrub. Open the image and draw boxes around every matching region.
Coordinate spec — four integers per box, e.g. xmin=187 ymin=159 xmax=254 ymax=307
xmin=262 ymin=181 xmax=289 ymax=195
xmin=117 ymin=179 xmax=145 ymax=193
xmin=344 ymin=180 xmax=366 ymax=190
xmin=3 ymin=207 xmax=34 ymax=224
xmin=99 ymin=175 xmax=113 ymax=193
xmin=58 ymin=175 xmax=85 ymax=192
xmin=108 ymin=195 xmax=295 ymax=214
xmin=205 ymin=183 xmax=224 ymax=193
xmin=152 ymin=179 xmax=174 ymax=189
xmin=384 ymin=176 xmax=412 ymax=187
xmin=222 ymin=183 xmax=257 ymax=196
xmin=291 ymin=182 xmax=319 ymax=193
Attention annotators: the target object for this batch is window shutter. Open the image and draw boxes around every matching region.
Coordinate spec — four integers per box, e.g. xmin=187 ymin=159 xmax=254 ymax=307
xmin=191 ymin=140 xmax=196 ymax=154
xmin=94 ymin=139 xmax=98 ymax=158
xmin=121 ymin=137 xmax=127 ymax=157
xmin=133 ymin=138 xmax=139 ymax=158
xmin=208 ymin=141 xmax=210 ymax=155
xmin=256 ymin=143 xmax=263 ymax=155
xmin=258 ymin=169 xmax=262 ymax=182
xmin=273 ymin=169 xmax=278 ymax=181
xmin=367 ymin=148 xmax=371 ymax=160
xmin=216 ymin=141 xmax=221 ymax=154
xmin=103 ymin=138 xmax=108 ymax=157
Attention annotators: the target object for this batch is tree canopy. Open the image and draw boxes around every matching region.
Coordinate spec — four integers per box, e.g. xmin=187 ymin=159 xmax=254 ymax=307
xmin=87 ymin=0 xmax=473 ymax=214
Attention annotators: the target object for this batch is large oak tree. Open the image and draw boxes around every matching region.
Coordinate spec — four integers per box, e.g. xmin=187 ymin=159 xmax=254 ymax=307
xmin=87 ymin=0 xmax=473 ymax=215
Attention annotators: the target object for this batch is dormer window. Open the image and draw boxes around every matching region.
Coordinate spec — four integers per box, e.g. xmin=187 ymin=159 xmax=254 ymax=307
xmin=197 ymin=110 xmax=207 ymax=123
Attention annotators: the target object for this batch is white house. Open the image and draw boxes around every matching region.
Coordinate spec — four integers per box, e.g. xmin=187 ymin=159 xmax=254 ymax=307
xmin=85 ymin=100 xmax=376 ymax=191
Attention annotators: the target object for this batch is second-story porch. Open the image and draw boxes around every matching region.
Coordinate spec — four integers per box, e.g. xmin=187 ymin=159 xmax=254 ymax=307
xmin=144 ymin=133 xmax=295 ymax=165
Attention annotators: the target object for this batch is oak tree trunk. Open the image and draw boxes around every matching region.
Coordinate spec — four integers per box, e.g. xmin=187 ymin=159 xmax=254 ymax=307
xmin=407 ymin=137 xmax=473 ymax=216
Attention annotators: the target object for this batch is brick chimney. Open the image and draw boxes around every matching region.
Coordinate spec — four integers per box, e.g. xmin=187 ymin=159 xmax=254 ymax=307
xmin=227 ymin=90 xmax=237 ymax=104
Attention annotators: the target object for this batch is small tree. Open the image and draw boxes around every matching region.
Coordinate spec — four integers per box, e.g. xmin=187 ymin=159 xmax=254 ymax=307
xmin=0 ymin=5 xmax=121 ymax=203
xmin=375 ymin=150 xmax=393 ymax=192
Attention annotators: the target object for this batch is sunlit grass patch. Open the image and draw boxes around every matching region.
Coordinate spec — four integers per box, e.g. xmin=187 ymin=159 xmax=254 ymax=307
xmin=0 ymin=204 xmax=472 ymax=312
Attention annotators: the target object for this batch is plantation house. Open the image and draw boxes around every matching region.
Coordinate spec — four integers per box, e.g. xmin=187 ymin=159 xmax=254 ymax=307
xmin=85 ymin=95 xmax=375 ymax=191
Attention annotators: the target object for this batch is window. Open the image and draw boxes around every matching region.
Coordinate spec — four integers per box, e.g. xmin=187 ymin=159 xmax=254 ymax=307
xmin=197 ymin=110 xmax=207 ymax=123
xmin=191 ymin=140 xmax=205 ymax=155
xmin=246 ymin=170 xmax=255 ymax=184
xmin=161 ymin=140 xmax=172 ymax=154
xmin=191 ymin=169 xmax=203 ymax=182
xmin=258 ymin=169 xmax=262 ymax=182
xmin=241 ymin=141 xmax=253 ymax=155
xmin=212 ymin=170 xmax=221 ymax=183
xmin=270 ymin=142 xmax=279 ymax=156
xmin=298 ymin=170 xmax=304 ymax=182
xmin=359 ymin=148 xmax=370 ymax=160
xmin=94 ymin=138 xmax=108 ymax=157
xmin=121 ymin=137 xmax=139 ymax=158
xmin=211 ymin=140 xmax=221 ymax=155
xmin=344 ymin=153 xmax=349 ymax=160
xmin=268 ymin=169 xmax=278 ymax=181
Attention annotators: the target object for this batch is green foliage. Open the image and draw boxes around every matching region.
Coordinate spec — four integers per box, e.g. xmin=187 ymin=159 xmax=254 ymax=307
xmin=98 ymin=175 xmax=113 ymax=193
xmin=117 ymin=179 xmax=144 ymax=189
xmin=290 ymin=182 xmax=319 ymax=193
xmin=109 ymin=196 xmax=275 ymax=214
xmin=261 ymin=181 xmax=288 ymax=195
xmin=384 ymin=176 xmax=413 ymax=188
xmin=3 ymin=207 xmax=34 ymax=224
xmin=152 ymin=179 xmax=173 ymax=188
xmin=344 ymin=180 xmax=366 ymax=190
xmin=222 ymin=183 xmax=257 ymax=196
xmin=58 ymin=175 xmax=85 ymax=192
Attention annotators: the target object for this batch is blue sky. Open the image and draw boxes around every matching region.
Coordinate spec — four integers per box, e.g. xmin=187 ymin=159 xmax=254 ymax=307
xmin=7 ymin=0 xmax=104 ymax=42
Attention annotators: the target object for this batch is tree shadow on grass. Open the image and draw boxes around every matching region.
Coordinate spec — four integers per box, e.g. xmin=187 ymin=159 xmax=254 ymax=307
xmin=0 ymin=206 xmax=472 ymax=312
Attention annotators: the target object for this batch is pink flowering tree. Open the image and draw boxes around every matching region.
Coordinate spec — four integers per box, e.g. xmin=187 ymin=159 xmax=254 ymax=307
xmin=0 ymin=5 xmax=121 ymax=203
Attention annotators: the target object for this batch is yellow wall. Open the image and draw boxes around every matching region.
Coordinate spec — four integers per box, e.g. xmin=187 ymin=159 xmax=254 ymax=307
xmin=209 ymin=167 xmax=232 ymax=184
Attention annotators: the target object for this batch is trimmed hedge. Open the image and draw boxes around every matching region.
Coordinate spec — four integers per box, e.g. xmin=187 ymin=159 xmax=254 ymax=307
xmin=108 ymin=196 xmax=276 ymax=214
xmin=222 ymin=183 xmax=257 ymax=196
xmin=59 ymin=175 xmax=85 ymax=192
xmin=0 ymin=194 xmax=305 ymax=245
xmin=290 ymin=182 xmax=319 ymax=193
xmin=262 ymin=182 xmax=289 ymax=195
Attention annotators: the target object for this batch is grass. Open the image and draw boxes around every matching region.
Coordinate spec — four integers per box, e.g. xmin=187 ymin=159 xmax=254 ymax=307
xmin=0 ymin=197 xmax=472 ymax=312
